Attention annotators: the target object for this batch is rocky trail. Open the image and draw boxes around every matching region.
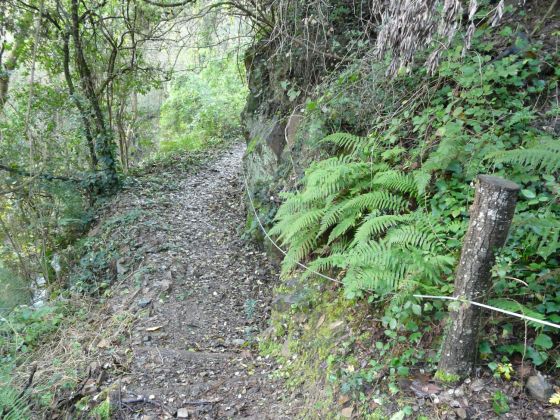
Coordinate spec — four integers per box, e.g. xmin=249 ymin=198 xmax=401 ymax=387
xmin=62 ymin=143 xmax=299 ymax=419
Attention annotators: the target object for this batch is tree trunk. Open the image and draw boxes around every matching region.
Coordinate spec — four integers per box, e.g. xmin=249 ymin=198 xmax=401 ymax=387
xmin=1 ymin=30 xmax=27 ymax=112
xmin=437 ymin=175 xmax=520 ymax=379
xmin=0 ymin=50 xmax=20 ymax=112
xmin=0 ymin=74 xmax=8 ymax=110
xmin=70 ymin=0 xmax=118 ymax=192
xmin=62 ymin=34 xmax=98 ymax=170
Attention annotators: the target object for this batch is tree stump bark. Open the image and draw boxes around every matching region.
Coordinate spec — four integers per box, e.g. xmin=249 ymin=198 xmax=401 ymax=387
xmin=437 ymin=175 xmax=520 ymax=379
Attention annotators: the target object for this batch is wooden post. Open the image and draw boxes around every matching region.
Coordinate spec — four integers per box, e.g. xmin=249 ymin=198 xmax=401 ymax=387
xmin=437 ymin=175 xmax=520 ymax=379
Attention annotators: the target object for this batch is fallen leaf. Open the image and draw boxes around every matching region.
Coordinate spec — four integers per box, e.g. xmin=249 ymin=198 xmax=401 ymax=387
xmin=410 ymin=380 xmax=441 ymax=397
xmin=341 ymin=406 xmax=353 ymax=418
xmin=145 ymin=325 xmax=163 ymax=332
xmin=97 ymin=339 xmax=110 ymax=349
xmin=316 ymin=314 xmax=326 ymax=328
xmin=338 ymin=395 xmax=350 ymax=405
xmin=328 ymin=320 xmax=344 ymax=330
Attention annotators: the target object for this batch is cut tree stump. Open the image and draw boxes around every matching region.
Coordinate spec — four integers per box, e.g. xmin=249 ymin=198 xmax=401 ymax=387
xmin=437 ymin=175 xmax=520 ymax=379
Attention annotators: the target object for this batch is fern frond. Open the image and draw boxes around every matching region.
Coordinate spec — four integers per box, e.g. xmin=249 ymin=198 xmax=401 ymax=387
xmin=413 ymin=170 xmax=432 ymax=197
xmin=372 ymin=170 xmax=419 ymax=197
xmin=352 ymin=213 xmax=415 ymax=245
xmin=330 ymin=239 xmax=350 ymax=254
xmin=281 ymin=235 xmax=318 ymax=272
xmin=327 ymin=214 xmax=360 ymax=244
xmin=489 ymin=136 xmax=560 ymax=172
xmin=344 ymin=266 xmax=405 ymax=295
xmin=420 ymin=127 xmax=468 ymax=175
xmin=321 ymin=132 xmax=367 ymax=153
xmin=274 ymin=196 xmax=314 ymax=218
xmin=0 ymin=385 xmax=30 ymax=420
xmin=346 ymin=241 xmax=393 ymax=266
xmin=279 ymin=208 xmax=324 ymax=243
xmin=301 ymin=254 xmax=347 ymax=281
xmin=305 ymin=161 xmax=370 ymax=200
xmin=341 ymin=191 xmax=409 ymax=213
xmin=316 ymin=201 xmax=349 ymax=238
xmin=384 ymin=225 xmax=438 ymax=252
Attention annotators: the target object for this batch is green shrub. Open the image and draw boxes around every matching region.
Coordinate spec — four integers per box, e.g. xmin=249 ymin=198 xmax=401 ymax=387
xmin=159 ymin=56 xmax=247 ymax=152
xmin=0 ymin=267 xmax=30 ymax=315
xmin=271 ymin=23 xmax=560 ymax=366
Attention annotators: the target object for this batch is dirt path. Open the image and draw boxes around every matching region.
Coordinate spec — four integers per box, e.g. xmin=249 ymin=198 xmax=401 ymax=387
xmin=100 ymin=143 xmax=297 ymax=419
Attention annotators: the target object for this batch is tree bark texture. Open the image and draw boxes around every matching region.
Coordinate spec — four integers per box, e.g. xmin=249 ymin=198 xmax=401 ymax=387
xmin=70 ymin=0 xmax=118 ymax=191
xmin=62 ymin=33 xmax=98 ymax=169
xmin=438 ymin=175 xmax=520 ymax=378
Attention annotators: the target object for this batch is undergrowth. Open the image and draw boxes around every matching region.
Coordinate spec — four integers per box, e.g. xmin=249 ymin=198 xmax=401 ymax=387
xmin=0 ymin=156 xmax=180 ymax=414
xmin=268 ymin=16 xmax=560 ymax=407
xmin=158 ymin=56 xmax=247 ymax=153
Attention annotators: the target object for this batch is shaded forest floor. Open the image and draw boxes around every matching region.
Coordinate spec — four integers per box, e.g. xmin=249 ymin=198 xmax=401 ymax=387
xmin=24 ymin=143 xmax=300 ymax=419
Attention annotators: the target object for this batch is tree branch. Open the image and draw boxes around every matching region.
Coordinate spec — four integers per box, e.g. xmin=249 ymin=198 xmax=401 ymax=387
xmin=142 ymin=0 xmax=196 ymax=7
xmin=0 ymin=163 xmax=82 ymax=183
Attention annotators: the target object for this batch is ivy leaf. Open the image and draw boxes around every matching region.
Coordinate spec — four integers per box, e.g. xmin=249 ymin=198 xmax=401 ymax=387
xmin=287 ymin=88 xmax=301 ymax=102
xmin=479 ymin=340 xmax=492 ymax=356
xmin=521 ymin=189 xmax=536 ymax=199
xmin=534 ymin=333 xmax=553 ymax=350
xmin=306 ymin=101 xmax=317 ymax=111
xmin=527 ymin=347 xmax=546 ymax=366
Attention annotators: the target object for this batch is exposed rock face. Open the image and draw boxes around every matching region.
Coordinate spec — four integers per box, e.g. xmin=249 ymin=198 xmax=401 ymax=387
xmin=241 ymin=43 xmax=328 ymax=243
xmin=241 ymin=43 xmax=290 ymax=202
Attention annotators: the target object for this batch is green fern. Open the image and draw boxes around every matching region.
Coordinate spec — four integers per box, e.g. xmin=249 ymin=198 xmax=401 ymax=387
xmin=0 ymin=385 xmax=30 ymax=420
xmin=271 ymin=131 xmax=458 ymax=296
xmin=352 ymin=213 xmax=415 ymax=245
xmin=372 ymin=170 xmax=420 ymax=198
xmin=340 ymin=191 xmax=409 ymax=213
xmin=321 ymin=132 xmax=368 ymax=153
xmin=488 ymin=136 xmax=560 ymax=173
xmin=385 ymin=225 xmax=438 ymax=252
xmin=327 ymin=214 xmax=360 ymax=244
xmin=420 ymin=128 xmax=468 ymax=174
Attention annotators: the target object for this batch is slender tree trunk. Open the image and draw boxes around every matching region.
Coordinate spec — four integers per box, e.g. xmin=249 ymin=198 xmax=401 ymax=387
xmin=437 ymin=175 xmax=520 ymax=379
xmin=0 ymin=74 xmax=8 ymax=110
xmin=1 ymin=9 xmax=33 ymax=111
xmin=70 ymin=0 xmax=118 ymax=192
xmin=62 ymin=34 xmax=98 ymax=169
xmin=0 ymin=50 xmax=19 ymax=112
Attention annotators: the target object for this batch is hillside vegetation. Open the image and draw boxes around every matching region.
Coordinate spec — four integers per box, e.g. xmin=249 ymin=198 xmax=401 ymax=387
xmin=0 ymin=0 xmax=559 ymax=418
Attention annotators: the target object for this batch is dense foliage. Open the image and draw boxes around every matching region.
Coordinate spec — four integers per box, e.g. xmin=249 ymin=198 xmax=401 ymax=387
xmin=271 ymin=23 xmax=560 ymax=371
xmin=159 ymin=56 xmax=247 ymax=152
xmin=0 ymin=2 xmax=247 ymax=414
xmin=1 ymin=0 xmax=559 ymax=416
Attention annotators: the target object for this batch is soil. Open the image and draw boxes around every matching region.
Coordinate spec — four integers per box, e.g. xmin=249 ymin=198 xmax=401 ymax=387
xmin=69 ymin=143 xmax=300 ymax=419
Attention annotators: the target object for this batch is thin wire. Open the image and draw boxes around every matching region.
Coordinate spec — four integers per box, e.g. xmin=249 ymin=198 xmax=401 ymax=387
xmin=241 ymin=162 xmax=560 ymax=330
xmin=241 ymin=169 xmax=343 ymax=284
xmin=413 ymin=294 xmax=560 ymax=330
